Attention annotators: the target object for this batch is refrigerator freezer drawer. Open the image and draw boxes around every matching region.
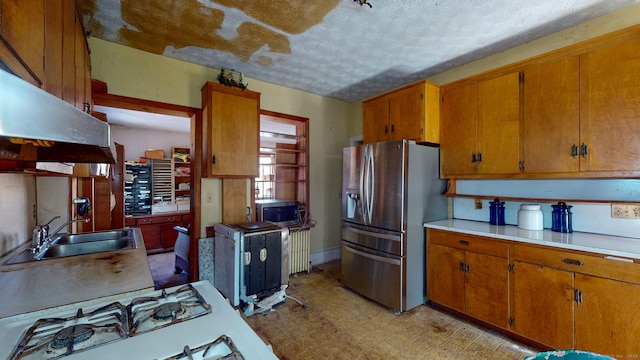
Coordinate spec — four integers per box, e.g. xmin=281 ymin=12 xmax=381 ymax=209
xmin=342 ymin=223 xmax=403 ymax=256
xmin=341 ymin=241 xmax=404 ymax=312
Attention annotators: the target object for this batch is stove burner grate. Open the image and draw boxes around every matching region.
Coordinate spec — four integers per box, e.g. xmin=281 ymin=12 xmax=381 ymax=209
xmin=152 ymin=302 xmax=184 ymax=320
xmin=51 ymin=324 xmax=95 ymax=349
xmin=128 ymin=284 xmax=212 ymax=336
xmin=8 ymin=302 xmax=128 ymax=360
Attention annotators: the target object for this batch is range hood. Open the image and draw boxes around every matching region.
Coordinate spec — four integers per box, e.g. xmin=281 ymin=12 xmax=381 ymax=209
xmin=0 ymin=69 xmax=115 ymax=164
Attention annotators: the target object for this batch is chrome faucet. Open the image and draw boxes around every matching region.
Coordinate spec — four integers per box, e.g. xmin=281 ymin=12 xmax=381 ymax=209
xmin=31 ymin=216 xmax=60 ymax=251
xmin=31 ymin=217 xmax=90 ymax=254
xmin=49 ymin=218 xmax=90 ymax=238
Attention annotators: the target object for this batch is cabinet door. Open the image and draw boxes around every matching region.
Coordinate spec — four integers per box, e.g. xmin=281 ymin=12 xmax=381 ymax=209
xmin=512 ymin=261 xmax=574 ymax=349
xmin=204 ymin=84 xmax=260 ymax=177
xmin=427 ymin=244 xmax=465 ymax=313
xmin=580 ymin=37 xmax=640 ymax=172
xmin=138 ymin=223 xmax=161 ymax=251
xmin=477 ymin=72 xmax=520 ymax=174
xmin=362 ymin=98 xmax=389 ymax=144
xmin=1 ymin=0 xmax=45 ymax=83
xmin=465 ymin=251 xmax=509 ymax=328
xmin=222 ymin=178 xmax=250 ymax=224
xmin=440 ymin=82 xmax=478 ymax=176
xmin=160 ymin=220 xmax=181 ymax=249
xmin=61 ymin=0 xmax=76 ymax=105
xmin=388 ymin=84 xmax=423 ymax=141
xmin=574 ymin=274 xmax=640 ymax=357
xmin=523 ymin=57 xmax=580 ymax=173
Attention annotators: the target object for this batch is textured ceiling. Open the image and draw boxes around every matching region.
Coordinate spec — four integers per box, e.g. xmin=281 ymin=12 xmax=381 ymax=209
xmin=79 ymin=0 xmax=638 ymax=104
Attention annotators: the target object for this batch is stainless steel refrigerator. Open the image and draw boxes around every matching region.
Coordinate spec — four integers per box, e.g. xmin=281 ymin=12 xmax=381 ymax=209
xmin=341 ymin=139 xmax=447 ymax=312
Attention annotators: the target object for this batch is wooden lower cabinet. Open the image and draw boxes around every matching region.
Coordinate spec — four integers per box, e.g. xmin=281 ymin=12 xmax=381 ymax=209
xmin=574 ymin=274 xmax=640 ymax=357
xmin=427 ymin=229 xmax=509 ymax=329
xmin=512 ymin=261 xmax=575 ymax=349
xmin=428 ymin=244 xmax=465 ymax=313
xmin=429 ymin=228 xmax=640 ymax=356
xmin=128 ymin=213 xmax=189 ymax=254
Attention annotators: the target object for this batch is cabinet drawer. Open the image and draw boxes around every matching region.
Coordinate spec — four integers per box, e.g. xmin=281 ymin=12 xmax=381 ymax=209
xmin=513 ymin=244 xmax=640 ymax=284
xmin=135 ymin=215 xmax=181 ymax=225
xmin=427 ymin=229 xmax=508 ymax=258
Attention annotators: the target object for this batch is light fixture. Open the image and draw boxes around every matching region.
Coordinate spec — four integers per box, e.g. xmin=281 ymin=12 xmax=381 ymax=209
xmin=353 ymin=0 xmax=372 ymax=8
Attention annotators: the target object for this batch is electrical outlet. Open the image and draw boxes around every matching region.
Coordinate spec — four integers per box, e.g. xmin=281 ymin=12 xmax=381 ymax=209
xmin=475 ymin=199 xmax=483 ymax=210
xmin=611 ymin=203 xmax=640 ymax=219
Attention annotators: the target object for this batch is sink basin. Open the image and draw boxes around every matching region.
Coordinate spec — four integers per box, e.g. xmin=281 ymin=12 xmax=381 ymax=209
xmin=3 ymin=228 xmax=138 ymax=265
xmin=51 ymin=230 xmax=132 ymax=245
xmin=39 ymin=239 xmax=131 ymax=259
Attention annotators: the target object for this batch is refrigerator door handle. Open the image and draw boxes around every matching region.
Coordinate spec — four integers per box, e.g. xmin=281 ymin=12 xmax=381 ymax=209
xmin=345 ymin=226 xmax=402 ymax=242
xmin=362 ymin=144 xmax=374 ymax=224
xmin=360 ymin=147 xmax=368 ymax=223
xmin=367 ymin=145 xmax=375 ymax=224
xmin=343 ymin=243 xmax=401 ymax=266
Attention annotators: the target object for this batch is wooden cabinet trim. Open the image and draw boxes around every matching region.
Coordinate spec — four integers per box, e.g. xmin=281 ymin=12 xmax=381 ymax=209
xmin=513 ymin=243 xmax=640 ymax=284
xmin=428 ymin=229 xmax=509 ymax=258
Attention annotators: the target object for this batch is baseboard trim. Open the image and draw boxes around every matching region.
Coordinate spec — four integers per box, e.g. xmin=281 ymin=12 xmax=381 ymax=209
xmin=310 ymin=245 xmax=341 ymax=266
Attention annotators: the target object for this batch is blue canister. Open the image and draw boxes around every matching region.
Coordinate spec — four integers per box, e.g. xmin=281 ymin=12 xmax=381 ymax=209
xmin=552 ymin=202 xmax=573 ymax=233
xmin=489 ymin=198 xmax=505 ymax=225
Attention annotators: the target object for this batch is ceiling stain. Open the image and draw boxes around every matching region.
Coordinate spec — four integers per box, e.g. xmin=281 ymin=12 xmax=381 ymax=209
xmin=212 ymin=0 xmax=340 ymax=35
xmin=77 ymin=0 xmax=105 ymax=39
xmin=84 ymin=0 xmax=293 ymax=63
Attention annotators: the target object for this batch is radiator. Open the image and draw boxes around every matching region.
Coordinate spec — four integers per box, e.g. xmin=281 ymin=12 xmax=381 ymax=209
xmin=289 ymin=229 xmax=311 ymax=274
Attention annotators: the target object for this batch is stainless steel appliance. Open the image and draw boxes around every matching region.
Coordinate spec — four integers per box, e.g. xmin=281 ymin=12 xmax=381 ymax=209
xmin=255 ymin=199 xmax=301 ymax=226
xmin=0 ymin=281 xmax=277 ymax=359
xmin=341 ymin=140 xmax=447 ymax=312
xmin=213 ymin=222 xmax=289 ymax=312
xmin=0 ymin=69 xmax=115 ymax=164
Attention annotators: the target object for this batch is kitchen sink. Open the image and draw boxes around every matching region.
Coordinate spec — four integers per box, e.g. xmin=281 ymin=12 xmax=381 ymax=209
xmin=3 ymin=228 xmax=138 ymax=265
xmin=39 ymin=239 xmax=132 ymax=259
xmin=51 ymin=230 xmax=132 ymax=244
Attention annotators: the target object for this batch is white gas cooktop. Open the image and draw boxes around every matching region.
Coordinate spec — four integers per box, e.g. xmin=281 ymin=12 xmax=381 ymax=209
xmin=0 ymin=281 xmax=277 ymax=360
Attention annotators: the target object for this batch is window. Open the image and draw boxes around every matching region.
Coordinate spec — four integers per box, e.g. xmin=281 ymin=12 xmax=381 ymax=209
xmin=255 ymin=111 xmax=309 ymax=209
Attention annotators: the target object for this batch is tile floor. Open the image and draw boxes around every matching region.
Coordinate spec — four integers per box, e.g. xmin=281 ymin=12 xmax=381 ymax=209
xmin=244 ymin=260 xmax=540 ymax=360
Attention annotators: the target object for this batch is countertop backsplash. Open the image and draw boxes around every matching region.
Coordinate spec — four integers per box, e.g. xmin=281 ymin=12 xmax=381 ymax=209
xmin=452 ymin=179 xmax=640 ymax=239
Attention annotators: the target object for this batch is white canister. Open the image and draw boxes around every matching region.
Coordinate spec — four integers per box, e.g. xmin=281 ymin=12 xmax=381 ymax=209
xmin=518 ymin=204 xmax=543 ymax=230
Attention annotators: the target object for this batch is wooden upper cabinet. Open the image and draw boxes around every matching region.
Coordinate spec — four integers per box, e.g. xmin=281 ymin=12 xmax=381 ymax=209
xmin=440 ymin=82 xmax=478 ymax=176
xmin=43 ymin=0 xmax=64 ymax=97
xmin=74 ymin=10 xmax=90 ymax=112
xmin=477 ymin=72 xmax=520 ymax=174
xmin=440 ymin=72 xmax=519 ymax=177
xmin=201 ymin=82 xmax=260 ymax=177
xmin=1 ymin=0 xmax=89 ymax=110
xmin=580 ymin=37 xmax=640 ymax=172
xmin=362 ymin=80 xmax=439 ymax=144
xmin=61 ymin=0 xmax=76 ymax=105
xmin=0 ymin=0 xmax=46 ymax=84
xmin=523 ymin=57 xmax=580 ymax=173
xmin=362 ymin=98 xmax=389 ymax=144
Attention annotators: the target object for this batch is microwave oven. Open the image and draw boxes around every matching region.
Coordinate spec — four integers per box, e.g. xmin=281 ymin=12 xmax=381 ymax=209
xmin=255 ymin=199 xmax=300 ymax=226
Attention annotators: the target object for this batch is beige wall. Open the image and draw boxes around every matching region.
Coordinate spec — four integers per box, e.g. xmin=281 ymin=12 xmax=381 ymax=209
xmin=89 ymin=38 xmax=358 ymax=254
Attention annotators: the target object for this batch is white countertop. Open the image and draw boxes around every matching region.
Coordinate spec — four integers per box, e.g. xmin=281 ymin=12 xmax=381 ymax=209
xmin=425 ymin=219 xmax=640 ymax=261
